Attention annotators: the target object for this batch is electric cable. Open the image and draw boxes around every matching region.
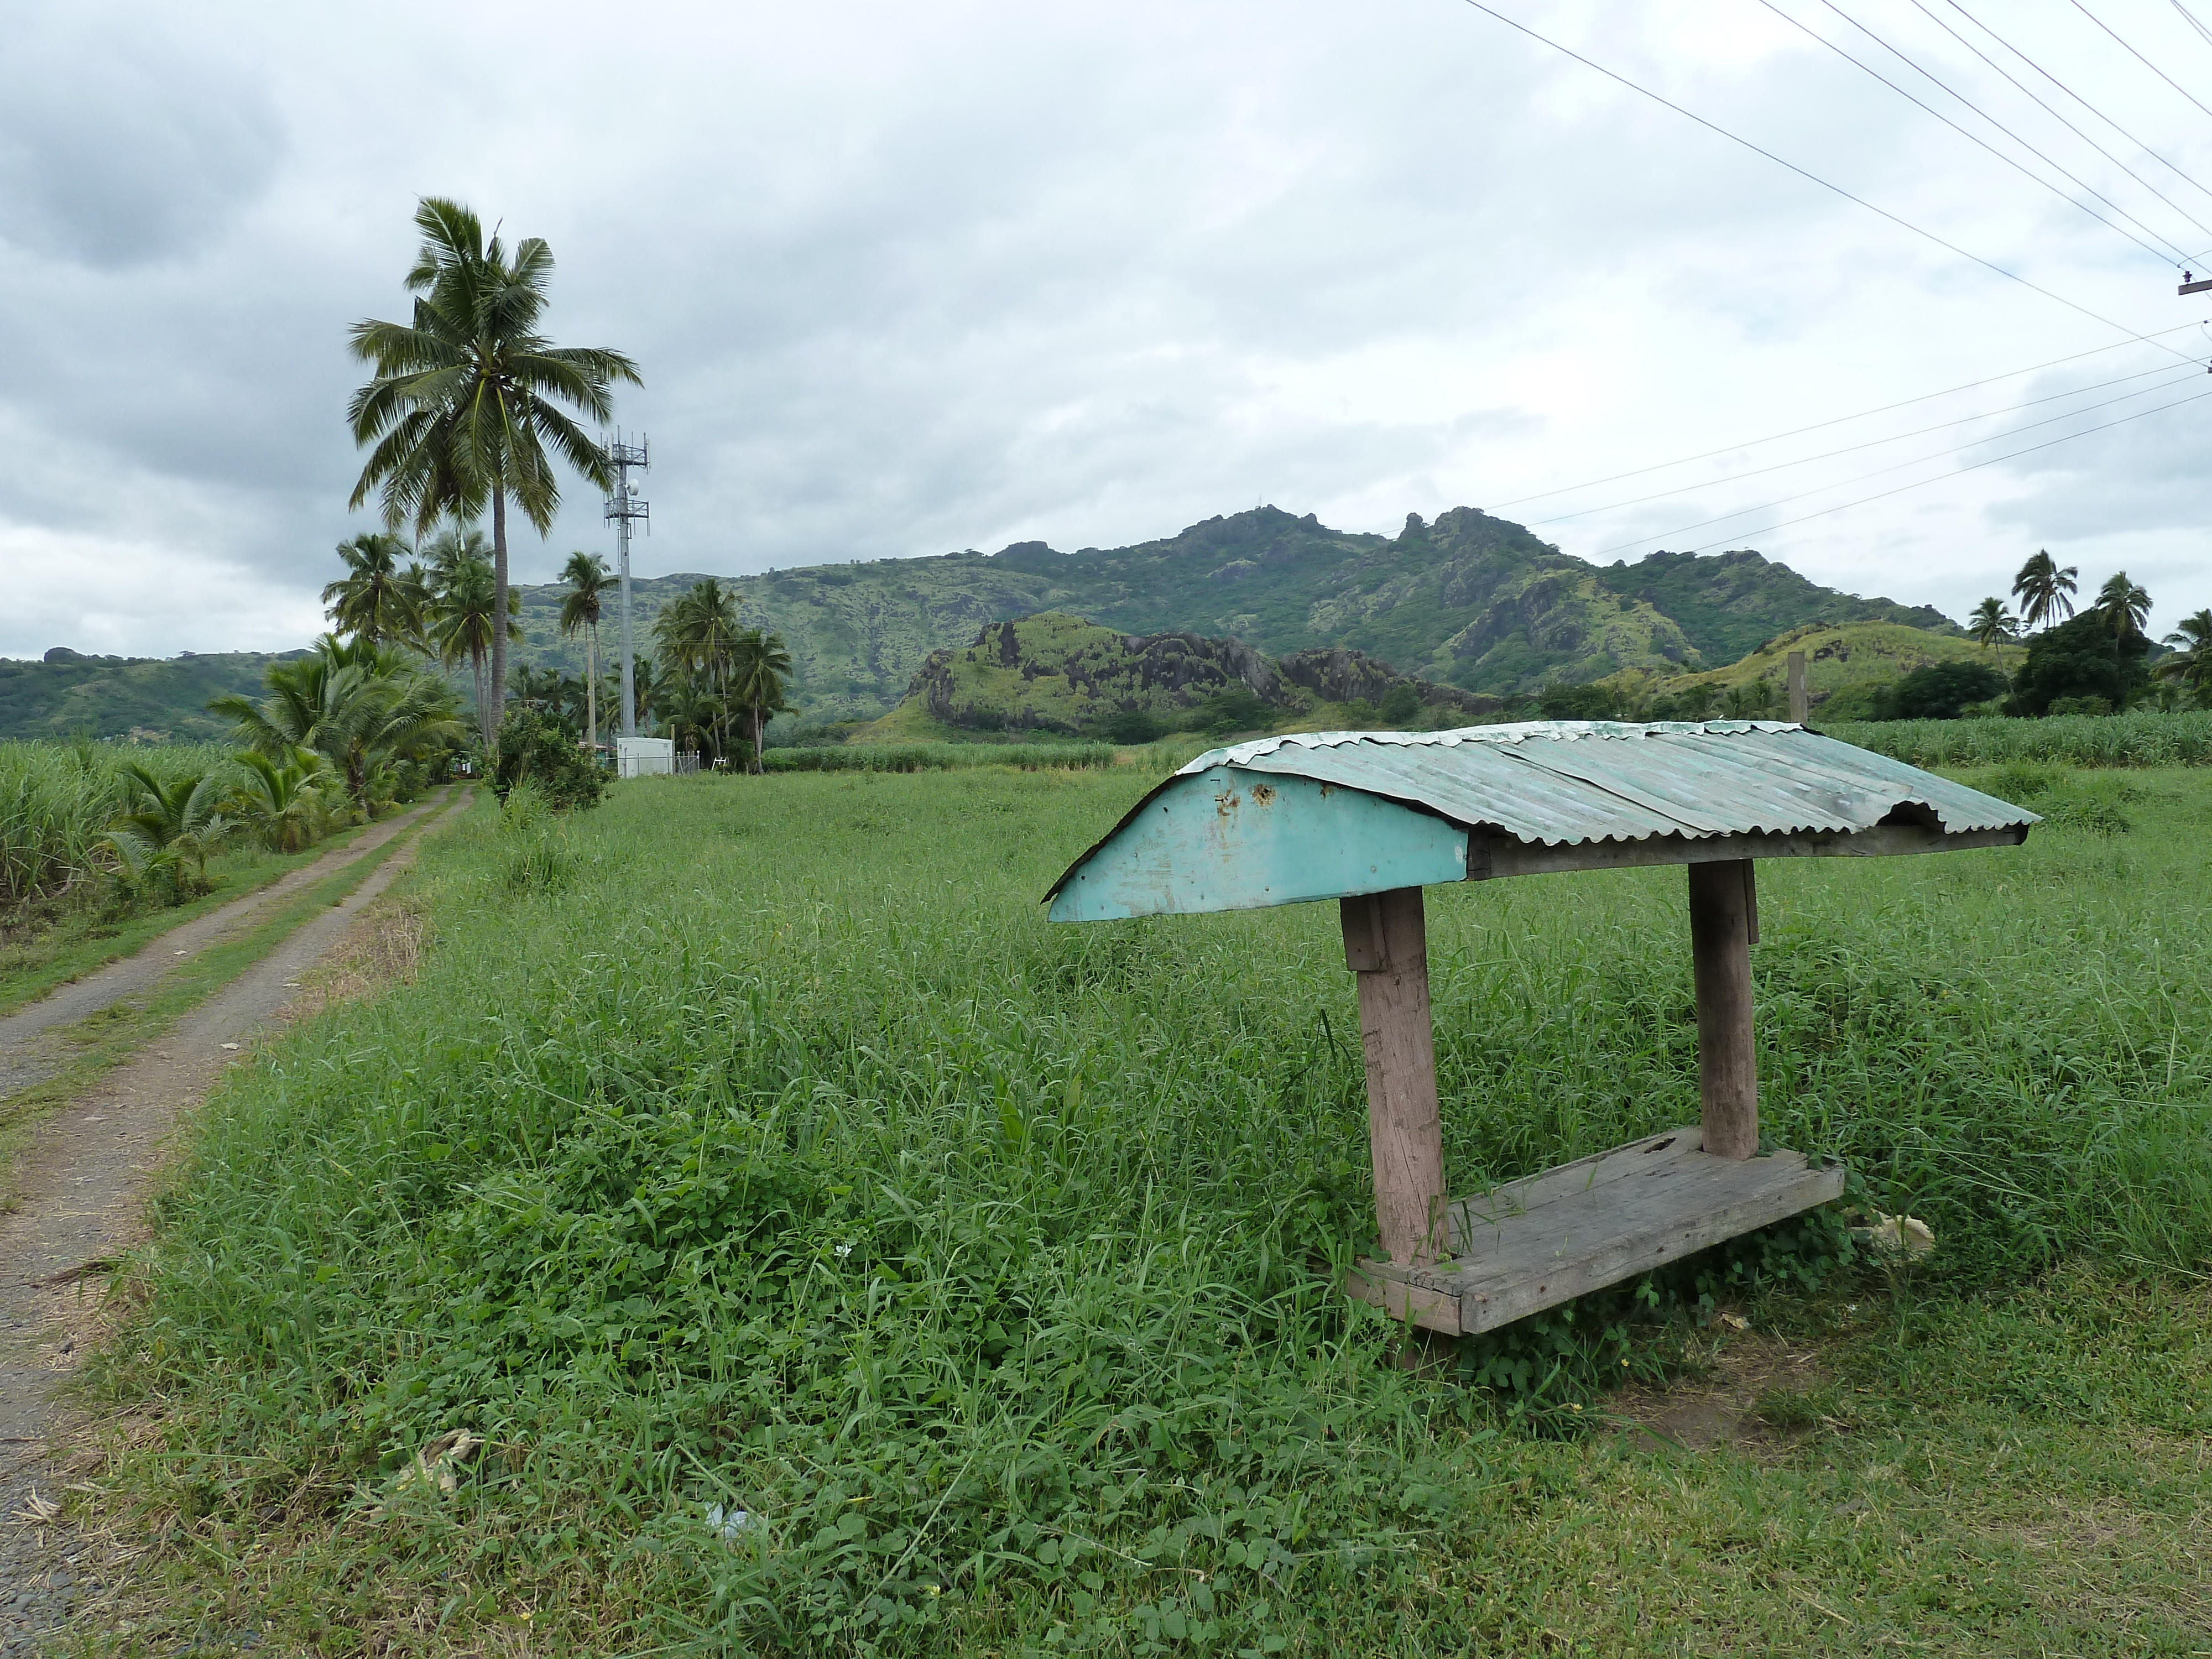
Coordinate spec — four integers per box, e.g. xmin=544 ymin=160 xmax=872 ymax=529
xmin=2067 ymin=0 xmax=2212 ymax=122
xmin=1947 ymin=0 xmax=2212 ymax=214
xmin=1489 ymin=322 xmax=2203 ymax=509
xmin=1592 ymin=382 xmax=2212 ymax=556
xmin=1532 ymin=362 xmax=2200 ymax=524
xmin=1756 ymin=0 xmax=2191 ymax=263
xmin=1913 ymin=0 xmax=2212 ymax=239
xmin=1454 ymin=0 xmax=2204 ymax=366
xmin=2174 ymin=0 xmax=2212 ymax=51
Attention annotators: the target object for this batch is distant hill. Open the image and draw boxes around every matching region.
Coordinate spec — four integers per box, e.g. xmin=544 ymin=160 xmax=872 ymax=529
xmin=858 ymin=612 xmax=1499 ymax=740
xmin=504 ymin=505 xmax=1952 ymax=722
xmin=0 ymin=504 xmax=1959 ymax=740
xmin=1634 ymin=622 xmax=2024 ymax=718
xmin=1593 ymin=550 xmax=1957 ymax=666
xmin=0 ymin=649 xmax=305 ymax=743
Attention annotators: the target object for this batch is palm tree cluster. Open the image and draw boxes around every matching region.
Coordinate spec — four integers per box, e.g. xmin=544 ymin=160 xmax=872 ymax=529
xmin=1964 ymin=553 xmax=2212 ymax=711
xmin=649 ymin=580 xmax=792 ymax=771
xmin=1981 ymin=554 xmax=2156 ymax=646
xmin=347 ymin=197 xmax=639 ymax=738
xmin=319 ymin=524 xmax=525 ymax=740
xmin=211 ymin=635 xmax=463 ymax=812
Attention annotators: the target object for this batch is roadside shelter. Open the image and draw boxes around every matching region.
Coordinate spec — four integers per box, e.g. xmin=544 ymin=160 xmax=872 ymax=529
xmin=1046 ymin=721 xmax=2037 ymax=1335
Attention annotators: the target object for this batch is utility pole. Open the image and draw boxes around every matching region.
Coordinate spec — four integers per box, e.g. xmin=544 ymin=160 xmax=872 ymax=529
xmin=604 ymin=434 xmax=650 ymax=740
xmin=1787 ymin=650 xmax=1808 ymax=722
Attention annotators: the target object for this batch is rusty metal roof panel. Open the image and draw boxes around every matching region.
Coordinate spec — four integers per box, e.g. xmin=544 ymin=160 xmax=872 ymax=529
xmin=1192 ymin=721 xmax=2034 ymax=844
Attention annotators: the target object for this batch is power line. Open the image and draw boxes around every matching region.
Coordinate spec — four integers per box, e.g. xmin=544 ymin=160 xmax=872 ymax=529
xmin=2175 ymin=0 xmax=2212 ymax=51
xmin=1454 ymin=1 xmax=2203 ymax=366
xmin=1668 ymin=383 xmax=2212 ymax=555
xmin=1912 ymin=0 xmax=2212 ymax=242
xmin=1946 ymin=0 xmax=2212 ymax=217
xmin=1756 ymin=0 xmax=2190 ymax=263
xmin=1532 ymin=362 xmax=2200 ymax=525
xmin=1490 ymin=322 xmax=2204 ymax=509
xmin=2067 ymin=0 xmax=2212 ymax=122
xmin=1594 ymin=382 xmax=2212 ymax=557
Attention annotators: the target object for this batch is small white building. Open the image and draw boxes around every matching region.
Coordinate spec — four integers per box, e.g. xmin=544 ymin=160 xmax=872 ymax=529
xmin=615 ymin=737 xmax=675 ymax=779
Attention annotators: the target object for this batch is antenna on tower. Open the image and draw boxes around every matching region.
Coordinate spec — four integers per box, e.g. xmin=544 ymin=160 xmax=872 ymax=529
xmin=604 ymin=431 xmax=651 ymax=742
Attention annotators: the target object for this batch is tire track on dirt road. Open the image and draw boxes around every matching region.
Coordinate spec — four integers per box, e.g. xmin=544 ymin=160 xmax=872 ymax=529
xmin=0 ymin=786 xmax=456 ymax=1067
xmin=0 ymin=785 xmax=472 ymax=1653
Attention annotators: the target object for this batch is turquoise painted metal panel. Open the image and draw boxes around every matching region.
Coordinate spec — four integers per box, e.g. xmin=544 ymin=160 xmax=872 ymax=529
xmin=1045 ymin=766 xmax=1468 ymax=922
xmin=1045 ymin=722 xmax=2038 ymax=920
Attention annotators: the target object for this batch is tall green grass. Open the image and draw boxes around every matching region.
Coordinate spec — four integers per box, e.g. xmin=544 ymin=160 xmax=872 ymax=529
xmin=765 ymin=741 xmax=1118 ymax=773
xmin=0 ymin=740 xmax=232 ymax=910
xmin=1825 ymin=708 xmax=2212 ymax=768
xmin=104 ymin=767 xmax=2212 ymax=1652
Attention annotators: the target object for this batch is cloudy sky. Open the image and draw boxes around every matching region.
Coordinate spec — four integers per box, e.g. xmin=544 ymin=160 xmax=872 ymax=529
xmin=4 ymin=0 xmax=2210 ymax=659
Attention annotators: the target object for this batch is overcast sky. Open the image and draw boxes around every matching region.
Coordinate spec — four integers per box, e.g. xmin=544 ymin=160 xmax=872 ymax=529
xmin=4 ymin=0 xmax=2210 ymax=659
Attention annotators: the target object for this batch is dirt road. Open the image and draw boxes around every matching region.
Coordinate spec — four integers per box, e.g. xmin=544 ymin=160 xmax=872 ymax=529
xmin=0 ymin=787 xmax=468 ymax=1651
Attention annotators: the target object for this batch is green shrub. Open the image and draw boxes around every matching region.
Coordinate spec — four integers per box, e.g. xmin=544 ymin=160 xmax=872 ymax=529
xmin=491 ymin=708 xmax=604 ymax=811
xmin=2011 ymin=611 xmax=2149 ymax=717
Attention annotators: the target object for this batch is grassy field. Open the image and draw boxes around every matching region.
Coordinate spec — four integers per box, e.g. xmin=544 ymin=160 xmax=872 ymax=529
xmin=1824 ymin=708 xmax=2212 ymax=768
xmin=83 ymin=762 xmax=2212 ymax=1655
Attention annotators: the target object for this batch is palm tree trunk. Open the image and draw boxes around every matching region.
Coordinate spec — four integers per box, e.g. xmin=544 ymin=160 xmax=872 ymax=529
xmin=585 ymin=624 xmax=599 ymax=748
xmin=471 ymin=648 xmax=487 ymax=746
xmin=489 ymin=488 xmax=510 ymax=735
xmin=753 ymin=702 xmax=766 ymax=775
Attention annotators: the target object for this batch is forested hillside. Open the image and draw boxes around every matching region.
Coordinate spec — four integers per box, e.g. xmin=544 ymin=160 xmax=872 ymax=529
xmin=4 ymin=505 xmax=1958 ymax=736
xmin=503 ymin=505 xmax=1955 ymax=722
xmin=0 ymin=649 xmax=302 ymax=742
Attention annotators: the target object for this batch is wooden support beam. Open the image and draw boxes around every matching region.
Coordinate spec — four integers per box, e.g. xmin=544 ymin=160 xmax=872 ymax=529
xmin=1340 ymin=888 xmax=1447 ymax=1266
xmin=1688 ymin=860 xmax=1759 ymax=1159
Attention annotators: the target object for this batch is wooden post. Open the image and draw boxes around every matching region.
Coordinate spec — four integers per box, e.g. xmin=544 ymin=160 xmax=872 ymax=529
xmin=1787 ymin=651 xmax=1808 ymax=723
xmin=1687 ymin=860 xmax=1759 ymax=1160
xmin=1340 ymin=888 xmax=1447 ymax=1265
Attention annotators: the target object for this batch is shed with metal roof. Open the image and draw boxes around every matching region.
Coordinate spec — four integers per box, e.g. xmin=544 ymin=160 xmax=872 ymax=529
xmin=1046 ymin=721 xmax=2037 ymax=1336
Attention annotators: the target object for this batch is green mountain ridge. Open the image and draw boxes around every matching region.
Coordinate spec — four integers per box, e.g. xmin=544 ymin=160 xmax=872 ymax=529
xmin=499 ymin=505 xmax=1953 ymax=723
xmin=0 ymin=650 xmax=309 ymax=744
xmin=4 ymin=505 xmax=1958 ymax=740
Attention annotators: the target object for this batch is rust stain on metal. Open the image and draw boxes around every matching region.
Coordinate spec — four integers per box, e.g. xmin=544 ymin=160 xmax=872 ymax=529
xmin=1250 ymin=782 xmax=1277 ymax=806
xmin=1214 ymin=788 xmax=1240 ymax=816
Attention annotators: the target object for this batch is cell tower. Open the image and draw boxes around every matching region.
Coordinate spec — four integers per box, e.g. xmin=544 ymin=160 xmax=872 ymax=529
xmin=604 ymin=432 xmax=650 ymax=740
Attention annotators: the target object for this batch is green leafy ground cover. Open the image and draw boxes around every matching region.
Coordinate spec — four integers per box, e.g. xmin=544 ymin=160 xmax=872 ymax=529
xmin=84 ymin=767 xmax=2212 ymax=1655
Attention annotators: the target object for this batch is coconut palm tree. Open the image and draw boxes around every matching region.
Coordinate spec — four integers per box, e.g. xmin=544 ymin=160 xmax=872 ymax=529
xmin=322 ymin=533 xmax=424 ymax=649
xmin=211 ymin=637 xmax=464 ymax=809
xmin=1968 ymin=597 xmax=2018 ymax=648
xmin=347 ymin=197 xmax=640 ymax=737
xmin=2096 ymin=571 xmax=2152 ymax=639
xmin=102 ymin=764 xmax=232 ymax=902
xmin=426 ymin=557 xmax=521 ymax=738
xmin=731 ymin=628 xmax=794 ymax=773
xmin=421 ymin=524 xmax=491 ymax=594
xmin=558 ymin=551 xmax=611 ymax=747
xmin=654 ymin=579 xmax=745 ymax=760
xmin=223 ymin=749 xmax=334 ymax=853
xmin=2011 ymin=551 xmax=2079 ymax=631
xmin=2157 ymin=609 xmax=2212 ymax=705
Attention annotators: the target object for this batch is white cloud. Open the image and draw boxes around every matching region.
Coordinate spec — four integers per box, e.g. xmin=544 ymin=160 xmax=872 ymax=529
xmin=2 ymin=0 xmax=2208 ymax=659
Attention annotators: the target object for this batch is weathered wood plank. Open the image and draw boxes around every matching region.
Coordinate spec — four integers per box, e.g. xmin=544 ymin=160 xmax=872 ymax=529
xmin=1447 ymin=1125 xmax=1704 ymax=1243
xmin=1342 ymin=889 xmax=1448 ymax=1266
xmin=1472 ymin=823 xmax=2025 ymax=881
xmin=1689 ymin=860 xmax=1759 ymax=1159
xmin=1347 ymin=1143 xmax=1845 ymax=1337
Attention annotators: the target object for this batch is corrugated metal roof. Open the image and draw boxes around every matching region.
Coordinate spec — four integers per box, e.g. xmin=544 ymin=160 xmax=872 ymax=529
xmin=1181 ymin=721 xmax=2034 ymax=845
xmin=1047 ymin=722 xmax=2036 ymax=908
